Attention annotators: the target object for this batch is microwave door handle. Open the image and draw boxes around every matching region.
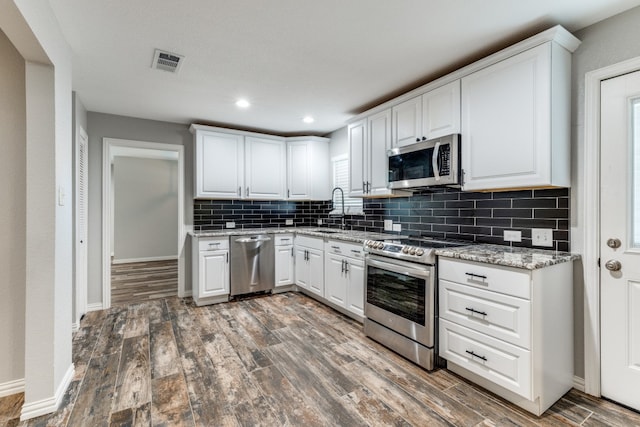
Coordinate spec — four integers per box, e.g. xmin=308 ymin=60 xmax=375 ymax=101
xmin=432 ymin=142 xmax=441 ymax=181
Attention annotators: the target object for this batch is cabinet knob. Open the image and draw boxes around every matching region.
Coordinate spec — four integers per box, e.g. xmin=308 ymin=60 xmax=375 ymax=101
xmin=416 ymin=138 xmax=420 ymax=142
xmin=422 ymin=136 xmax=427 ymax=141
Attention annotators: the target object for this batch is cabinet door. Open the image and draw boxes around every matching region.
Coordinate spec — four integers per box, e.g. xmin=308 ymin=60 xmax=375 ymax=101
xmin=307 ymin=248 xmax=324 ymax=296
xmin=346 ymin=259 xmax=365 ymax=317
xmin=392 ymin=96 xmax=422 ymax=147
xmin=199 ymin=250 xmax=229 ymax=298
xmin=423 ymin=80 xmax=461 ymax=139
xmin=246 ymin=136 xmax=285 ymax=199
xmin=368 ymin=109 xmax=392 ymax=196
xmin=196 ymin=131 xmax=244 ymax=198
xmin=348 ymin=119 xmax=367 ymax=197
xmin=294 ymin=247 xmax=309 ymax=289
xmin=287 ymin=141 xmax=310 ymax=200
xmin=461 ymin=43 xmax=551 ymax=191
xmin=325 ymin=253 xmax=347 ymax=307
xmin=275 ymin=245 xmax=294 ymax=287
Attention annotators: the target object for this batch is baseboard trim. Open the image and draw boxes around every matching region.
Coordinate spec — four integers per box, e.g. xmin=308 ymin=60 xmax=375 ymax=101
xmin=87 ymin=302 xmax=103 ymax=312
xmin=573 ymin=376 xmax=585 ymax=392
xmin=72 ymin=322 xmax=79 ymax=332
xmin=112 ymin=255 xmax=178 ymax=265
xmin=20 ymin=363 xmax=74 ymax=421
xmin=0 ymin=378 xmax=25 ymax=398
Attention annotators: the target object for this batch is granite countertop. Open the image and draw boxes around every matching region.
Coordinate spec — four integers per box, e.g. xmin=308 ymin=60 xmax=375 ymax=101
xmin=435 ymin=244 xmax=581 ymax=270
xmin=190 ymin=227 xmax=405 ymax=244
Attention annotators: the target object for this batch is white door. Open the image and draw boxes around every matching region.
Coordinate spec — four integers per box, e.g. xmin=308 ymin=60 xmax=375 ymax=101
xmin=348 ymin=119 xmax=366 ymax=196
xmin=246 ymin=136 xmax=285 ymax=199
xmin=75 ymin=127 xmax=89 ymax=322
xmin=600 ymin=69 xmax=640 ymax=412
xmin=307 ymin=248 xmax=324 ymax=296
xmin=197 ymin=131 xmax=244 ymax=198
xmin=199 ymin=250 xmax=229 ymax=297
xmin=422 ymin=80 xmax=461 ymax=139
xmin=294 ymin=247 xmax=309 ymax=289
xmin=368 ymin=109 xmax=392 ymax=195
xmin=392 ymin=96 xmax=422 ymax=147
xmin=287 ymin=142 xmax=310 ymax=200
xmin=275 ymin=245 xmax=294 ymax=286
xmin=346 ymin=259 xmax=365 ymax=317
xmin=325 ymin=253 xmax=347 ymax=307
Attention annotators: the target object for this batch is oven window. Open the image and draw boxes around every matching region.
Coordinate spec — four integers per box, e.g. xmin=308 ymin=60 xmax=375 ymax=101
xmin=366 ymin=265 xmax=426 ymax=325
xmin=388 ymin=147 xmax=434 ymax=182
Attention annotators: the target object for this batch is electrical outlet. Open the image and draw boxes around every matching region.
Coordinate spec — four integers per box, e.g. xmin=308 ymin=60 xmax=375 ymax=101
xmin=532 ymin=228 xmax=553 ymax=247
xmin=225 ymin=222 xmax=236 ymax=229
xmin=317 ymin=219 xmax=323 ymax=225
xmin=503 ymin=230 xmax=522 ymax=242
xmin=384 ymin=219 xmax=393 ymax=231
xmin=392 ymin=223 xmax=402 ymax=232
xmin=285 ymin=219 xmax=294 ymax=225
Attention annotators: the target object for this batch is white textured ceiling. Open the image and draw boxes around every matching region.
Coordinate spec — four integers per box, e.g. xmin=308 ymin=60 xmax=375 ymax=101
xmin=50 ymin=0 xmax=640 ymax=135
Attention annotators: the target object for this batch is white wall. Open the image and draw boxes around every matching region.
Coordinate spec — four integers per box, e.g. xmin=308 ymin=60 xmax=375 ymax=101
xmin=87 ymin=112 xmax=193 ymax=305
xmin=570 ymin=4 xmax=640 ymax=379
xmin=72 ymin=92 xmax=87 ymax=325
xmin=113 ymin=156 xmax=179 ymax=261
xmin=0 ymin=28 xmax=26 ymax=394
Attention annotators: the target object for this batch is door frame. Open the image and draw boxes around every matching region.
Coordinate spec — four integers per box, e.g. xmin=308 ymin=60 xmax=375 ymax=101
xmin=102 ymin=138 xmax=185 ymax=309
xmin=75 ymin=126 xmax=89 ymax=326
xmin=583 ymin=56 xmax=640 ymax=396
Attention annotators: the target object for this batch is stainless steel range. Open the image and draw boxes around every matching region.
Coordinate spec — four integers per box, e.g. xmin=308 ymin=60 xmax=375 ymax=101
xmin=363 ymin=237 xmax=468 ymax=370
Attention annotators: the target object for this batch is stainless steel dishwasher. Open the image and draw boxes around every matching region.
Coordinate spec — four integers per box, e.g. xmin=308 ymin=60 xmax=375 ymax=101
xmin=230 ymin=234 xmax=275 ymax=296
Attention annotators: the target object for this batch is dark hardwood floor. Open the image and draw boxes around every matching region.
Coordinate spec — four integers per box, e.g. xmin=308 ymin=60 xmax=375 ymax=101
xmin=111 ymin=259 xmax=178 ymax=306
xmin=3 ymin=292 xmax=640 ymax=426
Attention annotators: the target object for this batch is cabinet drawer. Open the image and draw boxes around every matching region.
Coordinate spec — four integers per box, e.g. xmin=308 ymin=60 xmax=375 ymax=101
xmin=325 ymin=240 xmax=364 ymax=259
xmin=439 ymin=258 xmax=530 ymax=299
xmin=440 ymin=280 xmax=531 ymax=348
xmin=440 ymin=319 xmax=531 ymax=399
xmin=274 ymin=234 xmax=294 ymax=246
xmin=199 ymin=237 xmax=229 ymax=251
xmin=295 ymin=235 xmax=324 ymax=250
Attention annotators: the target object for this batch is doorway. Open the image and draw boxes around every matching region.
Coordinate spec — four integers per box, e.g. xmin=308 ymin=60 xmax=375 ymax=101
xmin=102 ymin=138 xmax=185 ymax=309
xmin=599 ymin=70 xmax=640 ymax=412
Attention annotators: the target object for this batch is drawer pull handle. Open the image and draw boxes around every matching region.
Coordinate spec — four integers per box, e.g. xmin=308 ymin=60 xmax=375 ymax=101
xmin=465 ymin=350 xmax=487 ymax=362
xmin=350 ymin=249 xmax=361 ymax=254
xmin=280 ymin=238 xmax=290 ymax=241
xmin=465 ymin=272 xmax=487 ymax=280
xmin=465 ymin=307 xmax=487 ymax=316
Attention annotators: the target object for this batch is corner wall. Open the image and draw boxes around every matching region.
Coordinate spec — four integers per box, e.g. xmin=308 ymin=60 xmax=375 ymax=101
xmin=0 ymin=28 xmax=26 ymax=396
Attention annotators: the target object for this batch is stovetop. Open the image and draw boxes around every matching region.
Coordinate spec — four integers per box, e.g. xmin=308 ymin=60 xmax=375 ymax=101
xmin=363 ymin=237 xmax=472 ymax=264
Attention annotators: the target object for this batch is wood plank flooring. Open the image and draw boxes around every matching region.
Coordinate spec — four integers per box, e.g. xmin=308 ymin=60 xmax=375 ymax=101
xmin=3 ymin=292 xmax=640 ymax=426
xmin=111 ymin=260 xmax=178 ymax=306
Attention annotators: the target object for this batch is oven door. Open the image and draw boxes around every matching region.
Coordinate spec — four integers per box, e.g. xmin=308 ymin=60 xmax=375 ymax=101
xmin=365 ymin=255 xmax=435 ymax=347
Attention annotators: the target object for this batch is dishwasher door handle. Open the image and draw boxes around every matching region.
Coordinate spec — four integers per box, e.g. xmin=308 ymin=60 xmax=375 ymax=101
xmin=235 ymin=236 xmax=272 ymax=243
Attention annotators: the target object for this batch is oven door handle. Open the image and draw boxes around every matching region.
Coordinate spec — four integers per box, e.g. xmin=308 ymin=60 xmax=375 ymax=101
xmin=367 ymin=257 xmax=431 ymax=279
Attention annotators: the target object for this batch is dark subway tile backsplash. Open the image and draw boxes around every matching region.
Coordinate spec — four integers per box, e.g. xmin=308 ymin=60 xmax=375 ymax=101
xmin=194 ymin=187 xmax=571 ymax=251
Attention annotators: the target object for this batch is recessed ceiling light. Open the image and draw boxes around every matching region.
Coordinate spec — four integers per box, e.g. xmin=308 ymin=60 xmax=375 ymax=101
xmin=235 ymin=99 xmax=250 ymax=108
xmin=303 ymin=116 xmax=315 ymax=124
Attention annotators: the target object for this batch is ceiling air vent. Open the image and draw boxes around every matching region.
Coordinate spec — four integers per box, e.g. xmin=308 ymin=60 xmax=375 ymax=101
xmin=151 ymin=49 xmax=184 ymax=73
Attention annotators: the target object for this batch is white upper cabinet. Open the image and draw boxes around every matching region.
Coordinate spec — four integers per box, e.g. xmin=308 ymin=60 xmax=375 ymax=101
xmin=392 ymin=81 xmax=461 ymax=147
xmin=422 ymin=80 xmax=461 ymax=139
xmin=348 ymin=110 xmax=411 ymax=198
xmin=245 ymin=136 xmax=286 ymax=199
xmin=461 ymin=42 xmax=571 ymax=191
xmin=286 ymin=137 xmax=330 ymax=200
xmin=392 ymin=96 xmax=422 ymax=147
xmin=195 ymin=130 xmax=244 ymax=199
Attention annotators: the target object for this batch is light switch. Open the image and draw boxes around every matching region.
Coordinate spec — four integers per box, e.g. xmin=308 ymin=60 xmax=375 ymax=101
xmin=226 ymin=222 xmax=236 ymax=228
xmin=392 ymin=223 xmax=401 ymax=232
xmin=384 ymin=220 xmax=393 ymax=231
xmin=532 ymin=228 xmax=554 ymax=247
xmin=58 ymin=186 xmax=65 ymax=206
xmin=503 ymin=230 xmax=521 ymax=242
xmin=285 ymin=219 xmax=294 ymax=225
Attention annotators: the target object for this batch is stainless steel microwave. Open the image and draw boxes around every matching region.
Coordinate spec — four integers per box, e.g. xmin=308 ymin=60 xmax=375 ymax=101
xmin=387 ymin=134 xmax=460 ymax=189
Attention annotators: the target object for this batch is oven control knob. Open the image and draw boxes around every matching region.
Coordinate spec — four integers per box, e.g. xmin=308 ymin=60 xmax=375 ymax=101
xmin=366 ymin=241 xmax=372 ymax=247
xmin=409 ymin=248 xmax=416 ymax=255
xmin=416 ymin=249 xmax=424 ymax=256
xmin=377 ymin=242 xmax=385 ymax=249
xmin=402 ymin=247 xmax=409 ymax=254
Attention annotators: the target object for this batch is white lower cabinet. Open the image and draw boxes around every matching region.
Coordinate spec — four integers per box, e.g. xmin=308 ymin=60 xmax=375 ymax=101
xmin=438 ymin=257 xmax=573 ymax=416
xmin=294 ymin=236 xmax=324 ymax=296
xmin=192 ymin=237 xmax=230 ymax=306
xmin=324 ymin=241 xmax=365 ymax=318
xmin=274 ymin=234 xmax=294 ymax=288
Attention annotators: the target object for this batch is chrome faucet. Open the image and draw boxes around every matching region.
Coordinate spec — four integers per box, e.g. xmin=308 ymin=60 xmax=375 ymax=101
xmin=331 ymin=187 xmax=346 ymax=230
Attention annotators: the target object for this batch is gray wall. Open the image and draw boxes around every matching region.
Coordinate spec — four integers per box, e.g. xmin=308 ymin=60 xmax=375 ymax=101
xmin=570 ymin=4 xmax=640 ymax=379
xmin=87 ymin=112 xmax=193 ymax=305
xmin=329 ymin=126 xmax=348 ymax=159
xmin=0 ymin=29 xmax=26 ymax=387
xmin=113 ymin=156 xmax=179 ymax=261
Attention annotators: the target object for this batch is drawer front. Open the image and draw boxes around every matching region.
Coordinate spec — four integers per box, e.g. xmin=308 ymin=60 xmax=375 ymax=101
xmin=199 ymin=237 xmax=229 ymax=251
xmin=438 ymin=258 xmax=530 ymax=299
xmin=324 ymin=240 xmax=364 ymax=260
xmin=295 ymin=235 xmax=324 ymax=250
xmin=439 ymin=280 xmax=531 ymax=348
xmin=440 ymin=319 xmax=531 ymax=399
xmin=275 ymin=234 xmax=294 ymax=246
